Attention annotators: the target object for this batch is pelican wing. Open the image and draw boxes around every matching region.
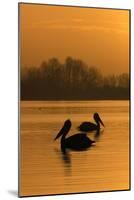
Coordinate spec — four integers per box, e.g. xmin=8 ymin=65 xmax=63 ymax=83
xmin=65 ymin=133 xmax=95 ymax=150
xmin=78 ymin=122 xmax=97 ymax=132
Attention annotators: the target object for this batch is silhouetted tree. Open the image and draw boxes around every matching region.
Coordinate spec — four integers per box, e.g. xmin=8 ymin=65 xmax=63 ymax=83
xmin=117 ymin=73 xmax=129 ymax=88
xmin=21 ymin=57 xmax=129 ymax=100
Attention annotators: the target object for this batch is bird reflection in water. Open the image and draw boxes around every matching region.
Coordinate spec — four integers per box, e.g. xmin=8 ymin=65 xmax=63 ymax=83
xmin=61 ymin=149 xmax=71 ymax=166
xmin=94 ymin=129 xmax=104 ymax=141
xmin=54 ymin=147 xmax=72 ymax=175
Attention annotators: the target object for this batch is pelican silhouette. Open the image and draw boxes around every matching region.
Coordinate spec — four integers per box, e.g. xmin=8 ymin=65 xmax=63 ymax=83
xmin=78 ymin=113 xmax=104 ymax=133
xmin=54 ymin=119 xmax=95 ymax=153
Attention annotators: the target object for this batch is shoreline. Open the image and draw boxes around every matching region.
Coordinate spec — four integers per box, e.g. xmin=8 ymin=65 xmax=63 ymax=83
xmin=20 ymin=99 xmax=129 ymax=101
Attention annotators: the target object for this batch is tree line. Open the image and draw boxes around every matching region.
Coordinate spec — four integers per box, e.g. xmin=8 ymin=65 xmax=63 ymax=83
xmin=21 ymin=57 xmax=129 ymax=100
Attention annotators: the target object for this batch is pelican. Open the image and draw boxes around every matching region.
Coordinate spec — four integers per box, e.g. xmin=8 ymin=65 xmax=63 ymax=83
xmin=54 ymin=119 xmax=95 ymax=152
xmin=78 ymin=113 xmax=104 ymax=133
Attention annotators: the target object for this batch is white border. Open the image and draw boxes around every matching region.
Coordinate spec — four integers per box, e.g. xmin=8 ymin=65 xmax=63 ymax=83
xmin=0 ymin=0 xmax=133 ymax=199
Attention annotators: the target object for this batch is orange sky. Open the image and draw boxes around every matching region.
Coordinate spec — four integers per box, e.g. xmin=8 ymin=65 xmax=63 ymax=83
xmin=20 ymin=3 xmax=130 ymax=75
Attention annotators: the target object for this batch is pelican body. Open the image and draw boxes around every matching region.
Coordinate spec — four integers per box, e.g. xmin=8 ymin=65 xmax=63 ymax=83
xmin=78 ymin=113 xmax=104 ymax=132
xmin=54 ymin=120 xmax=95 ymax=152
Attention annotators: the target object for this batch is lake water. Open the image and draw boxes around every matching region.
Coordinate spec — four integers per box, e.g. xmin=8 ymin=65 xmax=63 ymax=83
xmin=20 ymin=100 xmax=130 ymax=196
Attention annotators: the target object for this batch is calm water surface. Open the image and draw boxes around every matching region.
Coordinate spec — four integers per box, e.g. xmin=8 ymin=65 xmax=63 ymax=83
xmin=20 ymin=100 xmax=130 ymax=196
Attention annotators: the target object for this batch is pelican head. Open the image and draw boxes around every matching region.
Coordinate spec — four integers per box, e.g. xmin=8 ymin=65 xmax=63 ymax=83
xmin=54 ymin=119 xmax=72 ymax=140
xmin=94 ymin=113 xmax=104 ymax=127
